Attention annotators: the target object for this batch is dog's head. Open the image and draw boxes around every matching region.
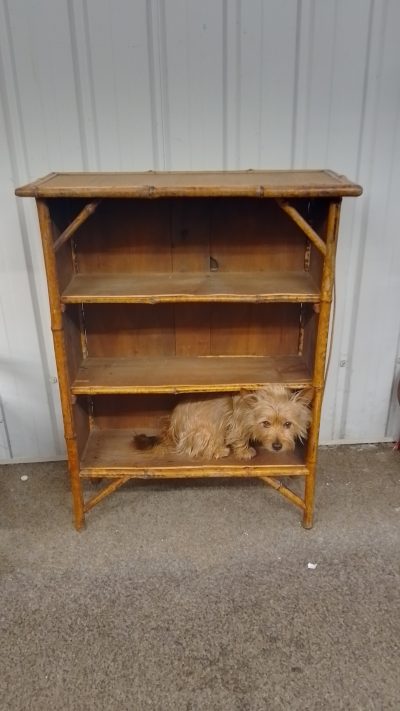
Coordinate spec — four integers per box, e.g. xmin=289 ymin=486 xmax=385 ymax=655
xmin=239 ymin=385 xmax=313 ymax=452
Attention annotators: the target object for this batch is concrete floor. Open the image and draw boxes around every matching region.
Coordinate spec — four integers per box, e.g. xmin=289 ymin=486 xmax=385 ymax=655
xmin=1 ymin=444 xmax=400 ymax=710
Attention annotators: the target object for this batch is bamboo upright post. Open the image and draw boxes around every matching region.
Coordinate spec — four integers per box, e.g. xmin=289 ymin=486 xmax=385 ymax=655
xmin=303 ymin=199 xmax=342 ymax=529
xmin=36 ymin=199 xmax=85 ymax=530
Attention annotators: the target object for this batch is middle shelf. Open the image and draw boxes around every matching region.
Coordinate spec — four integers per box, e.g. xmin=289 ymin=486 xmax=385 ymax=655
xmin=61 ymin=270 xmax=320 ymax=304
xmin=71 ymin=355 xmax=312 ymax=394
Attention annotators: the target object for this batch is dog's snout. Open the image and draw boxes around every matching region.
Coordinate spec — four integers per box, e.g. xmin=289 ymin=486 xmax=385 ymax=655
xmin=272 ymin=441 xmax=282 ymax=451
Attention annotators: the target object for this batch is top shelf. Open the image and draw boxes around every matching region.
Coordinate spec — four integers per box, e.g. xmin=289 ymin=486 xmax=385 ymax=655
xmin=15 ymin=170 xmax=363 ymax=199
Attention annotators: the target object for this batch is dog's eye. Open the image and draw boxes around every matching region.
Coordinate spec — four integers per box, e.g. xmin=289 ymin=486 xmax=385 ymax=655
xmin=263 ymin=421 xmax=271 ymax=428
xmin=284 ymin=421 xmax=292 ymax=428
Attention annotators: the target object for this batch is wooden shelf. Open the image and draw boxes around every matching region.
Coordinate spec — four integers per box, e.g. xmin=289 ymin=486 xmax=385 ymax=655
xmin=71 ymin=355 xmax=312 ymax=394
xmin=80 ymin=428 xmax=308 ymax=478
xmin=62 ymin=271 xmax=320 ymax=304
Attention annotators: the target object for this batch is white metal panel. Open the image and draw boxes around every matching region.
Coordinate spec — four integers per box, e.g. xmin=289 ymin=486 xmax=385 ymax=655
xmin=77 ymin=0 xmax=157 ymax=170
xmin=1 ymin=0 xmax=400 ymax=461
xmin=235 ymin=0 xmax=299 ymax=168
xmin=342 ymin=0 xmax=400 ymax=442
xmin=0 ymin=74 xmax=63 ymax=459
xmin=164 ymin=0 xmax=225 ymax=169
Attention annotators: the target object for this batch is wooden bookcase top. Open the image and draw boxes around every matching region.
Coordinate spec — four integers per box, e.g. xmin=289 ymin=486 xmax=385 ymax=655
xmin=15 ymin=170 xmax=362 ymax=198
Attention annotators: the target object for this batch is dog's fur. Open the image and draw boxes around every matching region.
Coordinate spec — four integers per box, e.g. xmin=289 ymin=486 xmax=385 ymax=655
xmin=134 ymin=385 xmax=313 ymax=460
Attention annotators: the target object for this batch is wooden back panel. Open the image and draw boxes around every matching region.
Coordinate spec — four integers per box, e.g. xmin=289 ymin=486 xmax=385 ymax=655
xmin=74 ymin=198 xmax=307 ymax=274
xmin=48 ymin=194 xmax=322 ymax=437
xmin=50 ymin=200 xmax=78 ymax=293
xmin=92 ymin=394 xmax=175 ymax=430
xmin=83 ymin=303 xmax=302 ymax=357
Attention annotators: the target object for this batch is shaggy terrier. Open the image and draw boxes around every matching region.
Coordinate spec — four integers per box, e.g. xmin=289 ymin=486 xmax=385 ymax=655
xmin=134 ymin=385 xmax=313 ymax=460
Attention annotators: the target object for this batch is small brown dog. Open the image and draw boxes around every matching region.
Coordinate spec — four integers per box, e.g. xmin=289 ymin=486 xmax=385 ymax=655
xmin=134 ymin=385 xmax=313 ymax=460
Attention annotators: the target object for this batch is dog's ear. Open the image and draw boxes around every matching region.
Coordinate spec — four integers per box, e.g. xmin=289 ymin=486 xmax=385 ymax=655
xmin=293 ymin=387 xmax=314 ymax=405
xmin=239 ymin=388 xmax=259 ymax=404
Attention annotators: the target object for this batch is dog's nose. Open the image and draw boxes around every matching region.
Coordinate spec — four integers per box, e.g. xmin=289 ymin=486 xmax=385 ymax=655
xmin=272 ymin=441 xmax=282 ymax=451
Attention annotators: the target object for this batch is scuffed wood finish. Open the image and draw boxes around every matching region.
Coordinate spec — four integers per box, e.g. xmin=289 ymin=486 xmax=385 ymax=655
xmin=15 ymin=169 xmax=362 ymax=528
xmin=61 ymin=271 xmax=321 ymax=304
xmin=71 ymin=355 xmax=312 ymax=394
xmin=15 ymin=170 xmax=363 ymax=198
xmin=80 ymin=429 xmax=308 ymax=478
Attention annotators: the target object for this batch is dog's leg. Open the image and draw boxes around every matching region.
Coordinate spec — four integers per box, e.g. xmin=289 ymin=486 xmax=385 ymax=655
xmin=213 ymin=445 xmax=230 ymax=459
xmin=231 ymin=441 xmax=256 ymax=460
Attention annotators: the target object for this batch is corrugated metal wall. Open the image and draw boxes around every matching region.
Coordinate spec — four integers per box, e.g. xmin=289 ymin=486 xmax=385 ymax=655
xmin=1 ymin=0 xmax=400 ymax=462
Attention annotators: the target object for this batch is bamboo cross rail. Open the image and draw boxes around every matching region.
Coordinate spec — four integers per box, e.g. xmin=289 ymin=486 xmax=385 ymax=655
xmin=276 ymin=199 xmax=327 ymax=256
xmin=84 ymin=476 xmax=130 ymax=513
xmin=53 ymin=200 xmax=101 ymax=252
xmin=260 ymin=476 xmax=306 ymax=510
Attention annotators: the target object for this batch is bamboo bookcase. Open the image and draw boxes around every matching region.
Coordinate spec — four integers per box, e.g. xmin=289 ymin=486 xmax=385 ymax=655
xmin=16 ymin=171 xmax=362 ymax=530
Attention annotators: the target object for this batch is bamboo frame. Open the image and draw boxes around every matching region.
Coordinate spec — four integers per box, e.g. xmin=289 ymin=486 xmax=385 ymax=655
xmin=53 ymin=200 xmax=101 ymax=252
xmin=15 ymin=170 xmax=362 ymax=199
xmin=15 ymin=172 xmax=361 ymax=530
xmin=303 ymin=199 xmax=341 ymax=528
xmin=276 ymin=199 xmax=327 ymax=256
xmin=79 ymin=465 xmax=309 ymax=479
xmin=36 ymin=199 xmax=85 ymax=530
xmin=84 ymin=476 xmax=130 ymax=513
xmin=260 ymin=477 xmax=306 ymax=510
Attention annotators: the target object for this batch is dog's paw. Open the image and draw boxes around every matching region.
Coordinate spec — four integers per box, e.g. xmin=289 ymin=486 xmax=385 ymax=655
xmin=214 ymin=446 xmax=230 ymax=459
xmin=234 ymin=445 xmax=256 ymax=461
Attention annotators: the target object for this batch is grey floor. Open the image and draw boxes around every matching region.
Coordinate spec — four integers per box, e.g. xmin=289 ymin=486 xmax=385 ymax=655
xmin=1 ymin=444 xmax=400 ymax=711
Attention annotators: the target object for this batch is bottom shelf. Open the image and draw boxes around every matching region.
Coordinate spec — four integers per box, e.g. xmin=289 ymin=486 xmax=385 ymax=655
xmin=80 ymin=429 xmax=309 ymax=478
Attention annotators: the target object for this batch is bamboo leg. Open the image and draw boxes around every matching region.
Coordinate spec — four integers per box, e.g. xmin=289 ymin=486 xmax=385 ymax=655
xmin=37 ymin=199 xmax=85 ymax=531
xmin=65 ymin=436 xmax=85 ymax=530
xmin=303 ymin=387 xmax=323 ymax=528
xmin=303 ymin=200 xmax=341 ymax=529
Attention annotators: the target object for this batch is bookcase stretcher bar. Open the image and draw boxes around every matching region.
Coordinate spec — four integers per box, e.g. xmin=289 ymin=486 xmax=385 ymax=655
xmin=84 ymin=476 xmax=130 ymax=513
xmin=260 ymin=477 xmax=306 ymax=510
xmin=81 ymin=473 xmax=307 ymax=517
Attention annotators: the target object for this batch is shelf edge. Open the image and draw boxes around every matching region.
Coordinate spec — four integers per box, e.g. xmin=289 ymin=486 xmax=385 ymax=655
xmin=80 ymin=466 xmax=309 ymax=478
